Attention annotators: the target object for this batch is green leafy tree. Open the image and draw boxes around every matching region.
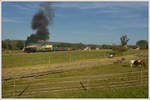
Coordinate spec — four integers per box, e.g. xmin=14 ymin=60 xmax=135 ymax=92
xmin=90 ymin=45 xmax=97 ymax=50
xmin=2 ymin=39 xmax=25 ymax=50
xmin=11 ymin=42 xmax=17 ymax=50
xmin=136 ymin=40 xmax=148 ymax=49
xmin=16 ymin=40 xmax=25 ymax=50
xmin=101 ymin=44 xmax=112 ymax=49
xmin=120 ymin=35 xmax=129 ymax=47
xmin=53 ymin=42 xmax=86 ymax=49
xmin=5 ymin=39 xmax=12 ymax=50
xmin=78 ymin=43 xmax=86 ymax=49
xmin=2 ymin=40 xmax=6 ymax=49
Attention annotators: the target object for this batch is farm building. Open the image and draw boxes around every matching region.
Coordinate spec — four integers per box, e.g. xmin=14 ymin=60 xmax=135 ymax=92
xmin=84 ymin=47 xmax=91 ymax=51
xmin=136 ymin=47 xmax=140 ymax=50
xmin=96 ymin=48 xmax=100 ymax=50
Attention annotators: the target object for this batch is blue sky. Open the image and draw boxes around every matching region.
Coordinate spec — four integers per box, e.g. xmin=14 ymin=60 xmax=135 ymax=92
xmin=2 ymin=2 xmax=148 ymax=45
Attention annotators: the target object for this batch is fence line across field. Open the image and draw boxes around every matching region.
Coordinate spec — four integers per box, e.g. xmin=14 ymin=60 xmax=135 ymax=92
xmin=28 ymin=71 xmax=148 ymax=81
xmin=6 ymin=78 xmax=148 ymax=93
xmin=90 ymin=79 xmax=148 ymax=87
xmin=2 ymin=69 xmax=148 ymax=98
xmin=2 ymin=50 xmax=81 ymax=56
xmin=89 ymin=84 xmax=148 ymax=90
xmin=3 ymin=74 xmax=148 ymax=90
xmin=2 ymin=76 xmax=147 ymax=97
xmin=3 ymin=78 xmax=148 ymax=97
xmin=7 ymin=74 xmax=148 ymax=87
xmin=22 ymin=84 xmax=147 ymax=97
xmin=3 ymin=82 xmax=148 ymax=97
xmin=10 ymin=79 xmax=147 ymax=91
xmin=4 ymin=83 xmax=147 ymax=98
xmin=2 ymin=52 xmax=57 ymax=56
xmin=3 ymin=70 xmax=148 ymax=92
xmin=2 ymin=70 xmax=148 ymax=81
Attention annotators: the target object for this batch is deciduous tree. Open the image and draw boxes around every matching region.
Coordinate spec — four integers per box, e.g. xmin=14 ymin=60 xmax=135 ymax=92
xmin=120 ymin=35 xmax=129 ymax=47
xmin=136 ymin=40 xmax=148 ymax=49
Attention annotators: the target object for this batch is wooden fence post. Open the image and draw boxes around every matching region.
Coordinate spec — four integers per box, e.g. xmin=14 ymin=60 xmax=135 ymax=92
xmin=13 ymin=77 xmax=16 ymax=97
xmin=70 ymin=52 xmax=71 ymax=63
xmin=87 ymin=76 xmax=90 ymax=91
xmin=49 ymin=54 xmax=50 ymax=65
xmin=140 ymin=67 xmax=143 ymax=85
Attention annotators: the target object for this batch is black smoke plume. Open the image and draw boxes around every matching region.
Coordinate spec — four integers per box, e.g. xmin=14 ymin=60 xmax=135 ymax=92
xmin=26 ymin=3 xmax=54 ymax=45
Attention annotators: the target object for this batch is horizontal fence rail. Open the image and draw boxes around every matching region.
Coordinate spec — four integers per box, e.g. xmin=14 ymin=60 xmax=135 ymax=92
xmin=6 ymin=73 xmax=148 ymax=87
xmin=3 ymin=70 xmax=148 ymax=81
xmin=2 ymin=70 xmax=148 ymax=98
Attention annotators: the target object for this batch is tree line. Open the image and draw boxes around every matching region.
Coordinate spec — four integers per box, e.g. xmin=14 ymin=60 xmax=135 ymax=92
xmin=2 ymin=40 xmax=87 ymax=50
xmin=2 ymin=39 xmax=25 ymax=50
xmin=2 ymin=38 xmax=148 ymax=50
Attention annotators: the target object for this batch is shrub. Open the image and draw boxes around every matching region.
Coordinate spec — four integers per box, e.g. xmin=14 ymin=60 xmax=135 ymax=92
xmin=112 ymin=46 xmax=128 ymax=55
xmin=136 ymin=40 xmax=148 ymax=49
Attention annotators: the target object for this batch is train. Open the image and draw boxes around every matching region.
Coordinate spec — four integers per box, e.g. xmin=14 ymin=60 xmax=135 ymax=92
xmin=24 ymin=46 xmax=75 ymax=53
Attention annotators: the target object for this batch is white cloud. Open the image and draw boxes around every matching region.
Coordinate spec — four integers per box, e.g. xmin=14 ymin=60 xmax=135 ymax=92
xmin=3 ymin=2 xmax=147 ymax=10
xmin=52 ymin=2 xmax=147 ymax=9
xmin=3 ymin=2 xmax=38 ymax=12
xmin=2 ymin=17 xmax=21 ymax=23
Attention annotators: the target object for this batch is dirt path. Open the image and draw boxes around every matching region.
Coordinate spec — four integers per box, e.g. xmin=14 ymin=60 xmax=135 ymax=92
xmin=2 ymin=54 xmax=138 ymax=78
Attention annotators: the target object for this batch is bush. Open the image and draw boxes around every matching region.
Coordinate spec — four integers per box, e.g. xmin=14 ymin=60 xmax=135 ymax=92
xmin=112 ymin=46 xmax=128 ymax=55
xmin=136 ymin=40 xmax=148 ymax=49
xmin=101 ymin=44 xmax=112 ymax=49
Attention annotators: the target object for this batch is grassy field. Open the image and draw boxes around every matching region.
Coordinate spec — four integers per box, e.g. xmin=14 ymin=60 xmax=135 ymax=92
xmin=2 ymin=63 xmax=148 ymax=98
xmin=2 ymin=50 xmax=109 ymax=68
xmin=2 ymin=49 xmax=23 ymax=54
xmin=2 ymin=49 xmax=147 ymax=68
xmin=28 ymin=85 xmax=148 ymax=98
xmin=2 ymin=49 xmax=148 ymax=98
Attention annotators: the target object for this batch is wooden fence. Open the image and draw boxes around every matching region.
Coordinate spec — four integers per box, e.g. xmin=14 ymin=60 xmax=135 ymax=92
xmin=2 ymin=69 xmax=148 ymax=98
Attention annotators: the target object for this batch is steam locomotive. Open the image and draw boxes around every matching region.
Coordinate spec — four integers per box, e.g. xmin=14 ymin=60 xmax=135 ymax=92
xmin=24 ymin=47 xmax=75 ymax=53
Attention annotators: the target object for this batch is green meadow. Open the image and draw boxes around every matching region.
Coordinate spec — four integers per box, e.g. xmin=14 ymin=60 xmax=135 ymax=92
xmin=2 ymin=49 xmax=148 ymax=98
